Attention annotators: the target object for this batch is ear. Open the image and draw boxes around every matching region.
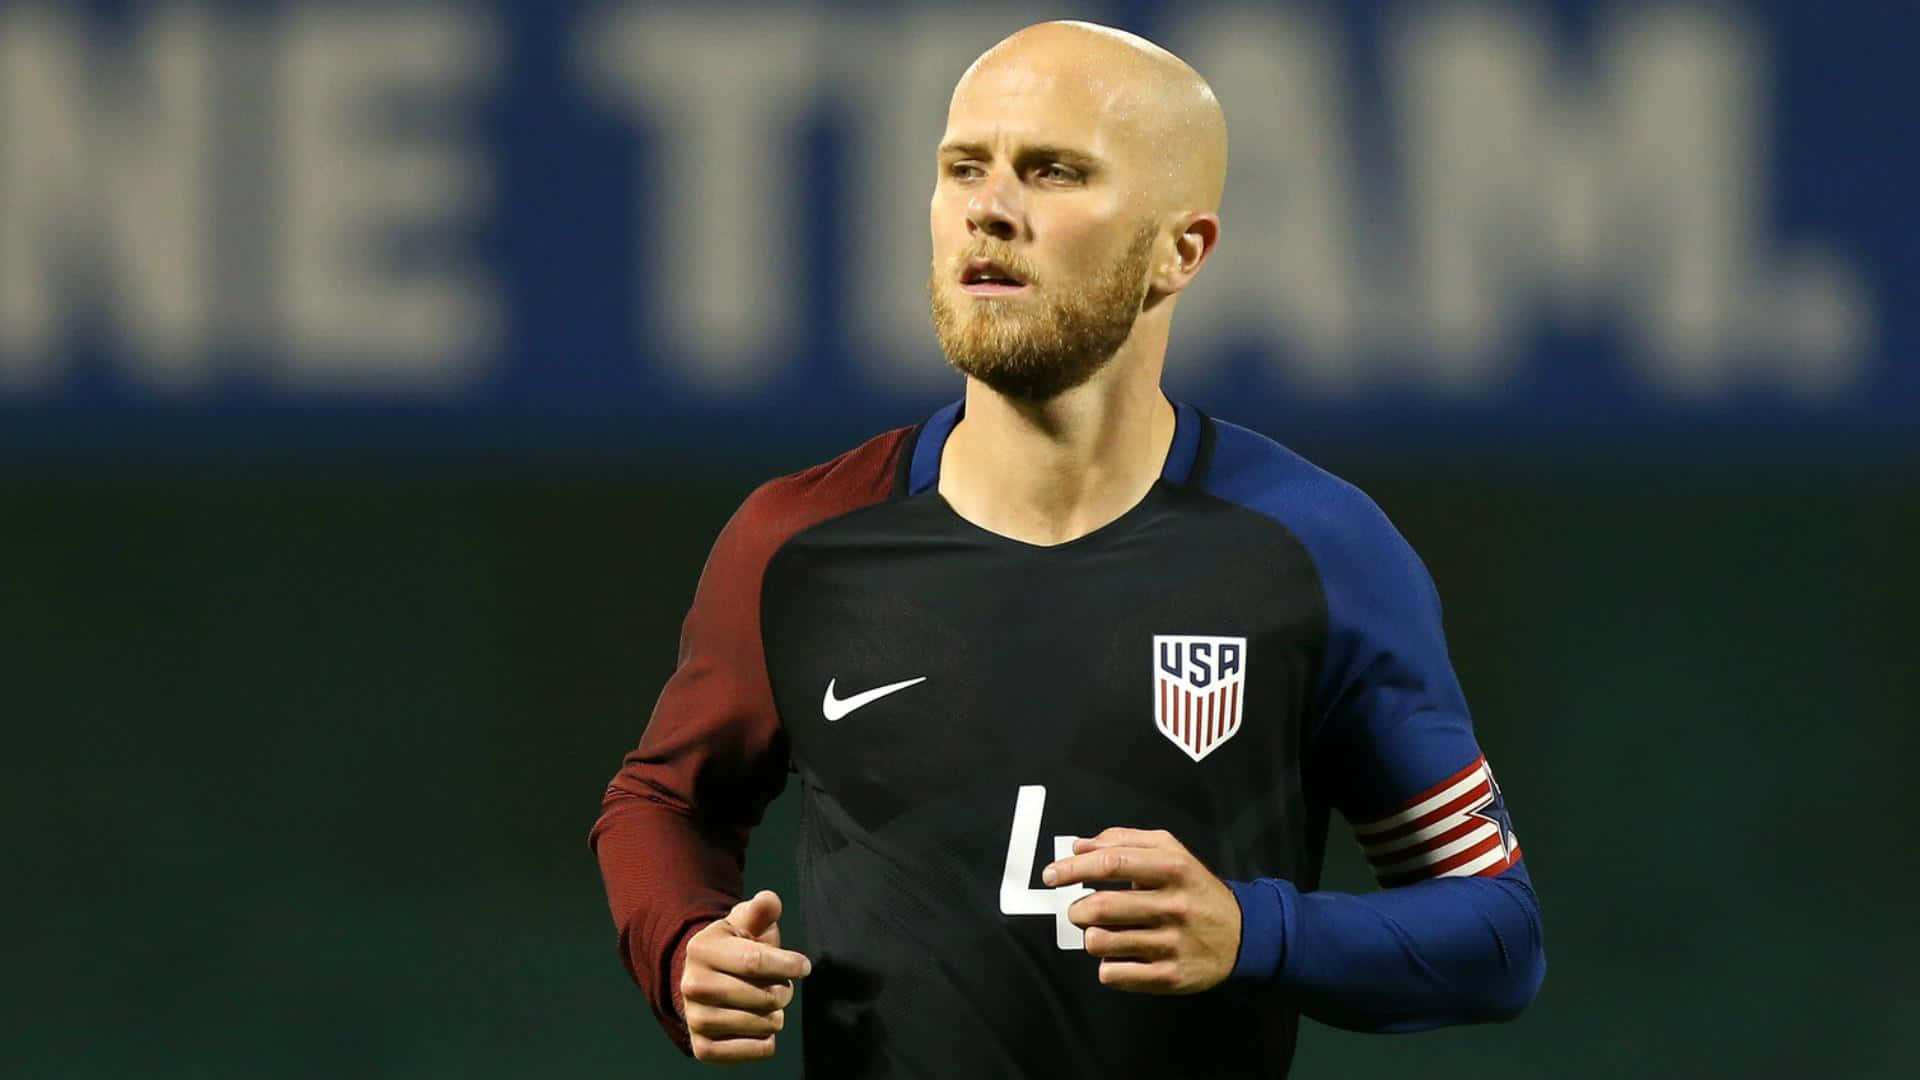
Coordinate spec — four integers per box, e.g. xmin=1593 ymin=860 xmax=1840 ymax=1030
xmin=1150 ymin=212 xmax=1222 ymax=297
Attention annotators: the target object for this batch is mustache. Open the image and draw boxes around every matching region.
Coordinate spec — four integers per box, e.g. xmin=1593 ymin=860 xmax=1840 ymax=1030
xmin=953 ymin=246 xmax=1038 ymax=285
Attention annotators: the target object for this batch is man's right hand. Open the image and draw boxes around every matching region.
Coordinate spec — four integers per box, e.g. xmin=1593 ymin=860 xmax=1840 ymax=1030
xmin=681 ymin=890 xmax=811 ymax=1064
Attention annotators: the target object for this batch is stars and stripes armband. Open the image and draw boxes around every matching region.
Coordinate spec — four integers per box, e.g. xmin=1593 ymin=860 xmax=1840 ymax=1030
xmin=1352 ymin=755 xmax=1522 ymax=888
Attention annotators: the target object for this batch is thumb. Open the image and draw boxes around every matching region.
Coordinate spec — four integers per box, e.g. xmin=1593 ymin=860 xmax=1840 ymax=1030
xmin=728 ymin=889 xmax=783 ymax=938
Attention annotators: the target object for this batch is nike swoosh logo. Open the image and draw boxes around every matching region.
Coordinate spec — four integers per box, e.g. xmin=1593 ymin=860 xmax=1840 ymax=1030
xmin=822 ymin=676 xmax=927 ymax=722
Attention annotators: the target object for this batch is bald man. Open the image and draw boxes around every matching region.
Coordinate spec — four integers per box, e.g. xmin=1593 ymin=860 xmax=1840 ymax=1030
xmin=594 ymin=21 xmax=1544 ymax=1076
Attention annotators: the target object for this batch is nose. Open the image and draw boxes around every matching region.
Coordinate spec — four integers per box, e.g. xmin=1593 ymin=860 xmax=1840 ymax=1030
xmin=965 ymin=171 xmax=1021 ymax=243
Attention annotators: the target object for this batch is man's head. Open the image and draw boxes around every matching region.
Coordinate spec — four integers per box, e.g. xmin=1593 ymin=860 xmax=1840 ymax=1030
xmin=927 ymin=21 xmax=1227 ymax=401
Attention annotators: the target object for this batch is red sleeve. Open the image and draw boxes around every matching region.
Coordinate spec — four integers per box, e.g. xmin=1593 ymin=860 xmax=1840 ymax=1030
xmin=589 ymin=427 xmax=908 ymax=1054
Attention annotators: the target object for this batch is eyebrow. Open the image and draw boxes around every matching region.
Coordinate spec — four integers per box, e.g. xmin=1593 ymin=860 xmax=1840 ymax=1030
xmin=937 ymin=141 xmax=1103 ymax=171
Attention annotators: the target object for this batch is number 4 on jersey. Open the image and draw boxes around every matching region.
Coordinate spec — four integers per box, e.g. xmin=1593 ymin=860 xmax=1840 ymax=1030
xmin=998 ymin=785 xmax=1092 ymax=950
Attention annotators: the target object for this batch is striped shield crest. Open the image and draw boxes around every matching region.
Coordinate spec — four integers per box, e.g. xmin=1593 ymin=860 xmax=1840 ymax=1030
xmin=1152 ymin=635 xmax=1247 ymax=762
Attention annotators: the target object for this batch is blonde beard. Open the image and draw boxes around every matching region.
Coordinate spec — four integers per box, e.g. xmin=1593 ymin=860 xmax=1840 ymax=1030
xmin=927 ymin=221 xmax=1157 ymax=401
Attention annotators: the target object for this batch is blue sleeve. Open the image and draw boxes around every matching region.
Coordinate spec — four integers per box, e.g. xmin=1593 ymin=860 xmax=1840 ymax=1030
xmin=1227 ymin=868 xmax=1544 ymax=1030
xmin=1201 ymin=423 xmax=1544 ymax=1029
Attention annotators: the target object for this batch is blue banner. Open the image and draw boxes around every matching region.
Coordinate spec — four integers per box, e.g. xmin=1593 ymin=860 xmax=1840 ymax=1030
xmin=2 ymin=1 xmax=1913 ymax=456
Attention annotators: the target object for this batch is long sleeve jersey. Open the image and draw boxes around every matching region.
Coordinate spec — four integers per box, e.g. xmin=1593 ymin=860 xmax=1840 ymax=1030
xmin=592 ymin=401 xmax=1545 ymax=1077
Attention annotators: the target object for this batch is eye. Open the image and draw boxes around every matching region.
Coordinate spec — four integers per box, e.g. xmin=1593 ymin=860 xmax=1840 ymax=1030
xmin=1035 ymin=162 xmax=1082 ymax=184
xmin=948 ymin=161 xmax=986 ymax=181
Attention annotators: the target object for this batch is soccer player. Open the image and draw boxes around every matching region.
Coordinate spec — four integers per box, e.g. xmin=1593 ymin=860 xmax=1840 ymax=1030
xmin=593 ymin=20 xmax=1545 ymax=1076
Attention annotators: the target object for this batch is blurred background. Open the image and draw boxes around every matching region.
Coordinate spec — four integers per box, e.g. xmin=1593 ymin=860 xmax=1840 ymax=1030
xmin=4 ymin=0 xmax=1914 ymax=1076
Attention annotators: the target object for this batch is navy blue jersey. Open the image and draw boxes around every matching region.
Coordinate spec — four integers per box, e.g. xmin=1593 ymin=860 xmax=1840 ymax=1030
xmin=594 ymin=401 xmax=1544 ymax=1077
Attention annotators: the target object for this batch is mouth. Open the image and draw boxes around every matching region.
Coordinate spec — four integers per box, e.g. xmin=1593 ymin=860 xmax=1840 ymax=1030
xmin=960 ymin=258 xmax=1029 ymax=297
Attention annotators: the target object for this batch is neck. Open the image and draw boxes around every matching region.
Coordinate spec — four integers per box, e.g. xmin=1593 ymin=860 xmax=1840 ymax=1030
xmin=938 ymin=353 xmax=1177 ymax=547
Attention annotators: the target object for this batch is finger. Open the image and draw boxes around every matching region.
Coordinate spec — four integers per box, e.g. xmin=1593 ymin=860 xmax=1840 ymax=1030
xmin=686 ymin=1002 xmax=787 ymax=1040
xmin=689 ymin=935 xmax=812 ymax=981
xmin=1097 ymin=959 xmax=1180 ymax=994
xmin=1043 ymin=847 xmax=1179 ymax=889
xmin=690 ymin=1033 xmax=777 ymax=1064
xmin=1066 ymin=890 xmax=1169 ymax=929
xmin=1084 ymin=926 xmax=1178 ymax=961
xmin=728 ymin=890 xmax=783 ymax=938
xmin=682 ymin=967 xmax=796 ymax=1011
xmin=1074 ymin=828 xmax=1178 ymax=853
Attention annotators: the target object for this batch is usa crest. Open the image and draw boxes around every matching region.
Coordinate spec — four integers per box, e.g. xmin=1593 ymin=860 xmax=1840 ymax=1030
xmin=1153 ymin=635 xmax=1248 ymax=762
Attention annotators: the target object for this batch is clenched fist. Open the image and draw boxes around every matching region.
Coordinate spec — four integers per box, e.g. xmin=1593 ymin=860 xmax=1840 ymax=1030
xmin=680 ymin=890 xmax=812 ymax=1064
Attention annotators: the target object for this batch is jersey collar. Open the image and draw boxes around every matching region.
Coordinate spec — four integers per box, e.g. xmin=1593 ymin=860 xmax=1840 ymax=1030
xmin=903 ymin=396 xmax=1210 ymax=497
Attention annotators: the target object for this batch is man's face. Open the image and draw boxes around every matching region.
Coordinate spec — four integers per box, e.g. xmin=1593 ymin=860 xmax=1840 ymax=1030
xmin=927 ymin=57 xmax=1160 ymax=400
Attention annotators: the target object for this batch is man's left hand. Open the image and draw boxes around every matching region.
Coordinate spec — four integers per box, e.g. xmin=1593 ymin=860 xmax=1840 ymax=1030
xmin=1042 ymin=828 xmax=1242 ymax=994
